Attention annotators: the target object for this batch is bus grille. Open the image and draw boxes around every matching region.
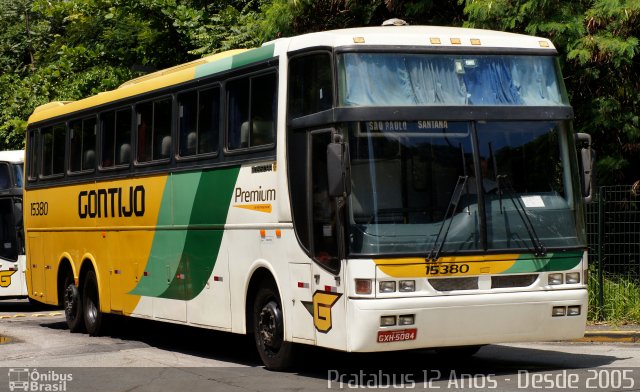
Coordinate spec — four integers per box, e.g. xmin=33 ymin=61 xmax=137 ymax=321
xmin=491 ymin=274 xmax=538 ymax=288
xmin=428 ymin=274 xmax=539 ymax=291
xmin=428 ymin=277 xmax=478 ymax=291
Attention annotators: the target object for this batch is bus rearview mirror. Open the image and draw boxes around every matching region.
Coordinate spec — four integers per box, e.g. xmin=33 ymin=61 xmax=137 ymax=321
xmin=327 ymin=142 xmax=351 ymax=198
xmin=576 ymin=133 xmax=595 ymax=203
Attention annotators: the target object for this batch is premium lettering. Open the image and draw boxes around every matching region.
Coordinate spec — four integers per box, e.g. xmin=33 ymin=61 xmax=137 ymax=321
xmin=234 ymin=186 xmax=276 ymax=203
xmin=78 ymin=185 xmax=145 ymax=218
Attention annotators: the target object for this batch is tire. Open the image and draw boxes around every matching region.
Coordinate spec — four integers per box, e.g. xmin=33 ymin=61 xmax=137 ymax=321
xmin=83 ymin=270 xmax=104 ymax=336
xmin=253 ymin=284 xmax=294 ymax=371
xmin=63 ymin=275 xmax=85 ymax=333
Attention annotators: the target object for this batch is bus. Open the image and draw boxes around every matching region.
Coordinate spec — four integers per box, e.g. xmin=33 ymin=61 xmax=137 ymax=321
xmin=24 ymin=23 xmax=592 ymax=370
xmin=0 ymin=150 xmax=26 ymax=300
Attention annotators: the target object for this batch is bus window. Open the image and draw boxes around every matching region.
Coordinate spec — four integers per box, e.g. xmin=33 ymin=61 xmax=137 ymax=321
xmin=227 ymin=73 xmax=276 ymax=150
xmin=0 ymin=198 xmax=18 ymax=261
xmin=289 ymin=53 xmax=333 ymax=118
xmin=0 ymin=164 xmax=10 ymax=190
xmin=136 ymin=102 xmax=153 ymax=162
xmin=101 ymin=108 xmax=132 ymax=168
xmin=136 ymin=98 xmax=172 ymax=163
xmin=41 ymin=123 xmax=66 ymax=177
xmin=178 ymin=91 xmax=198 ymax=156
xmin=69 ymin=117 xmax=97 ymax=172
xmin=27 ymin=130 xmax=39 ymax=181
xmin=198 ymin=88 xmax=219 ymax=155
xmin=13 ymin=163 xmax=23 ymax=188
xmin=153 ymin=99 xmax=172 ymax=160
xmin=178 ymin=87 xmax=220 ymax=157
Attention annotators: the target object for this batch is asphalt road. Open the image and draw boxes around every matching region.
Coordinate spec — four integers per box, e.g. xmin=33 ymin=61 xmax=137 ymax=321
xmin=1 ymin=299 xmax=639 ymax=392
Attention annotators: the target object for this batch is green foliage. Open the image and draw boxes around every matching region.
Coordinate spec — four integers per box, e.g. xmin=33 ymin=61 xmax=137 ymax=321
xmin=0 ymin=0 xmax=638 ymax=185
xmin=589 ymin=270 xmax=640 ymax=324
xmin=462 ymin=0 xmax=640 ymax=185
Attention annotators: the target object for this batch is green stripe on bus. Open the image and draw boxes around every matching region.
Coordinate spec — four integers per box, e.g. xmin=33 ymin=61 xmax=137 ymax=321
xmin=194 ymin=44 xmax=275 ymax=79
xmin=130 ymin=177 xmax=185 ymax=297
xmin=130 ymin=167 xmax=240 ymax=300
xmin=502 ymin=251 xmax=582 ymax=274
xmin=160 ymin=167 xmax=240 ymax=300
xmin=230 ymin=44 xmax=275 ymax=68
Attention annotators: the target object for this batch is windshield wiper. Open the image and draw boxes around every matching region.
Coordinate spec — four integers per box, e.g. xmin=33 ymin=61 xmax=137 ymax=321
xmin=496 ymin=174 xmax=546 ymax=257
xmin=427 ymin=176 xmax=468 ymax=262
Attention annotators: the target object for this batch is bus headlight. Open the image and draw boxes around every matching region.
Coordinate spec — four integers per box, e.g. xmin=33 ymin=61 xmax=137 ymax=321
xmin=379 ymin=281 xmax=396 ymax=293
xmin=565 ymin=272 xmax=581 ymax=284
xmin=548 ymin=273 xmax=563 ymax=285
xmin=399 ymin=280 xmax=416 ymax=292
xmin=380 ymin=316 xmax=396 ymax=326
xmin=567 ymin=305 xmax=581 ymax=316
xmin=398 ymin=314 xmax=415 ymax=325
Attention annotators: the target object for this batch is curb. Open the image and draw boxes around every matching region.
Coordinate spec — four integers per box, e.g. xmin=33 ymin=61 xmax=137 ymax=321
xmin=0 ymin=312 xmax=63 ymax=320
xmin=576 ymin=330 xmax=640 ymax=343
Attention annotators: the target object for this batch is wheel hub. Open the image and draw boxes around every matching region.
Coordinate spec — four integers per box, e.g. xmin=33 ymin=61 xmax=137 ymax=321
xmin=258 ymin=301 xmax=282 ymax=349
xmin=64 ymin=285 xmax=78 ymax=319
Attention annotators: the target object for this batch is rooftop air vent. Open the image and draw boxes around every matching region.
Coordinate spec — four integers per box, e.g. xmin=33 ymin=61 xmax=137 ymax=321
xmin=382 ymin=18 xmax=408 ymax=26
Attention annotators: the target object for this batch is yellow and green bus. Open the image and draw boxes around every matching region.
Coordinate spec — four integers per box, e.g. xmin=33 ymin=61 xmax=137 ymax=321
xmin=25 ymin=22 xmax=591 ymax=370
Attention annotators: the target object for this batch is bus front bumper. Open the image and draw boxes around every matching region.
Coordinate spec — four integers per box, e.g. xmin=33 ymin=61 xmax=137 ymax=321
xmin=346 ymin=289 xmax=587 ymax=352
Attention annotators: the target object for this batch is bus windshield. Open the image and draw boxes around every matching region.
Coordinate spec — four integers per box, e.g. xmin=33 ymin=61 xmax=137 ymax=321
xmin=338 ymin=53 xmax=568 ymax=106
xmin=345 ymin=120 xmax=584 ymax=256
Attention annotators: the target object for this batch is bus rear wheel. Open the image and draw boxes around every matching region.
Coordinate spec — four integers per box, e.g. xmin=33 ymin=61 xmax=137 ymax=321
xmin=253 ymin=284 xmax=294 ymax=371
xmin=63 ymin=275 xmax=85 ymax=333
xmin=83 ymin=270 xmax=104 ymax=336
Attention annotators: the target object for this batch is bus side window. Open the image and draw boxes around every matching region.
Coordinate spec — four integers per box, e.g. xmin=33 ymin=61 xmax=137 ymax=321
xmin=250 ymin=73 xmax=276 ymax=146
xmin=227 ymin=78 xmax=250 ymax=150
xmin=289 ymin=53 xmax=333 ymax=118
xmin=136 ymin=98 xmax=172 ymax=163
xmin=41 ymin=123 xmax=66 ymax=177
xmin=178 ymin=87 xmax=220 ymax=157
xmin=198 ymin=88 xmax=220 ymax=154
xmin=69 ymin=117 xmax=96 ymax=172
xmin=153 ymin=99 xmax=172 ymax=160
xmin=227 ymin=72 xmax=276 ymax=151
xmin=0 ymin=164 xmax=10 ymax=190
xmin=136 ymin=102 xmax=153 ymax=162
xmin=116 ymin=108 xmax=132 ymax=165
xmin=178 ymin=91 xmax=198 ymax=156
xmin=101 ymin=109 xmax=132 ymax=168
xmin=27 ymin=129 xmax=39 ymax=181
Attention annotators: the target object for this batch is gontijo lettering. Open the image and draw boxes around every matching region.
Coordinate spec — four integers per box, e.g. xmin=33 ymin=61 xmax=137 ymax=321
xmin=78 ymin=185 xmax=145 ymax=218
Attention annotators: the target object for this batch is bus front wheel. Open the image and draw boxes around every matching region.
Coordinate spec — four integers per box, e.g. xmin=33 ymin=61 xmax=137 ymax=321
xmin=253 ymin=284 xmax=294 ymax=371
xmin=83 ymin=270 xmax=104 ymax=336
xmin=63 ymin=275 xmax=85 ymax=333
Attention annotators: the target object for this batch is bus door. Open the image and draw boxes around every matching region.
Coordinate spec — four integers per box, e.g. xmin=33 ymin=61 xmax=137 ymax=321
xmin=308 ymin=129 xmax=347 ymax=347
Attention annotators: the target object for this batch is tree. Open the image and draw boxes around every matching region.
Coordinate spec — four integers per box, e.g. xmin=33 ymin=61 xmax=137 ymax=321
xmin=462 ymin=0 xmax=640 ymax=185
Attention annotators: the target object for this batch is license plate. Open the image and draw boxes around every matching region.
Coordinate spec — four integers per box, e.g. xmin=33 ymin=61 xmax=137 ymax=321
xmin=377 ymin=328 xmax=417 ymax=343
